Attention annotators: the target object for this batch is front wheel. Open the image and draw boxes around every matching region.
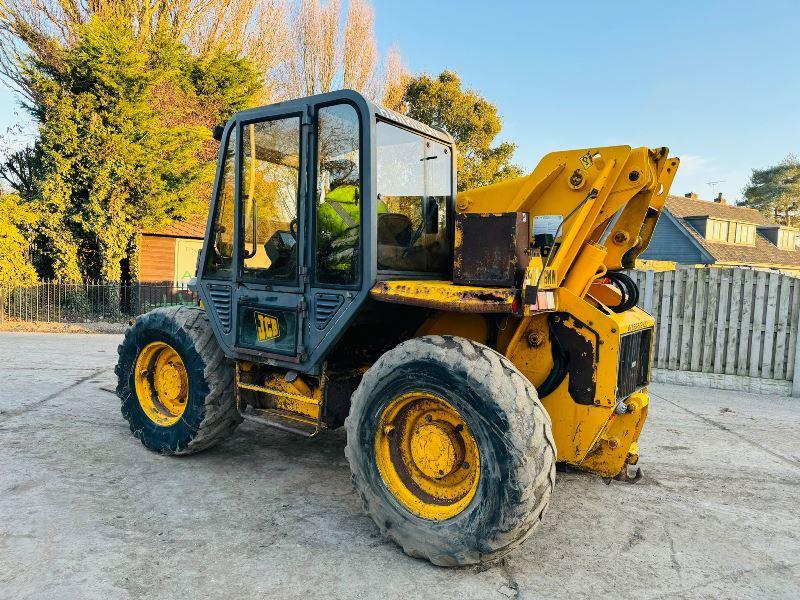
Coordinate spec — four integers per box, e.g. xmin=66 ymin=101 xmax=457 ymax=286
xmin=115 ymin=306 xmax=241 ymax=455
xmin=345 ymin=335 xmax=556 ymax=566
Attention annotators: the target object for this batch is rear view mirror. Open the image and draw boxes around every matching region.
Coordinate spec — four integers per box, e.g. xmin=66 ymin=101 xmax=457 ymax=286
xmin=423 ymin=197 xmax=439 ymax=234
xmin=212 ymin=125 xmax=224 ymax=141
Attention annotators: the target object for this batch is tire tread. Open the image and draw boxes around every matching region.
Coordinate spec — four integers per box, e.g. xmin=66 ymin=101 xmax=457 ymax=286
xmin=344 ymin=335 xmax=556 ymax=566
xmin=116 ymin=305 xmax=241 ymax=455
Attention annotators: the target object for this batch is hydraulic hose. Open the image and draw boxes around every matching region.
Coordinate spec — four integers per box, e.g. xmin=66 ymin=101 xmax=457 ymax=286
xmin=538 ymin=314 xmax=569 ymax=398
xmin=605 ymin=271 xmax=639 ymax=313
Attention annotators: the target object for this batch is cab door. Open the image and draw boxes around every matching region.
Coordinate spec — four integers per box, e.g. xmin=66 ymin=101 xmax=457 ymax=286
xmin=305 ymin=101 xmax=367 ymax=359
xmin=233 ymin=110 xmax=308 ymax=362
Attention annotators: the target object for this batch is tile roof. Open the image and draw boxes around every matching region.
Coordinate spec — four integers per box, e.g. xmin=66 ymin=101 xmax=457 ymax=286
xmin=141 ymin=212 xmax=208 ymax=239
xmin=664 ymin=195 xmax=800 ymax=268
xmin=700 ymin=235 xmax=800 ymax=267
xmin=665 ymin=194 xmax=775 ymax=225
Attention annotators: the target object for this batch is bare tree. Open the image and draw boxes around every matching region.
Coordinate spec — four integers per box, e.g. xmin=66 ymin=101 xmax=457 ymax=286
xmin=279 ymin=0 xmax=340 ymax=98
xmin=343 ymin=0 xmax=377 ymax=97
xmin=276 ymin=0 xmax=407 ymax=106
xmin=0 ymin=0 xmax=408 ymax=107
xmin=317 ymin=0 xmax=339 ymax=93
xmin=381 ymin=45 xmax=409 ymax=112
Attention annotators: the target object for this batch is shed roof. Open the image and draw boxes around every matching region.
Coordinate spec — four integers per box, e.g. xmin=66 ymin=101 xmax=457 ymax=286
xmin=141 ymin=212 xmax=207 ymax=239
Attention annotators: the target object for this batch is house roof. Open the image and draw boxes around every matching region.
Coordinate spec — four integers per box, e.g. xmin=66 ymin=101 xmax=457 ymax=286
xmin=664 ymin=195 xmax=800 ymax=268
xmin=141 ymin=212 xmax=207 ymax=239
xmin=665 ymin=194 xmax=775 ymax=225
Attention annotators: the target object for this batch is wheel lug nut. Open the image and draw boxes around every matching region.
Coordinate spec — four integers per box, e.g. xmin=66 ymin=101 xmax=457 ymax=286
xmin=425 ymin=415 xmax=432 ymax=422
xmin=462 ymin=461 xmax=469 ymax=470
xmin=454 ymin=423 xmax=463 ymax=432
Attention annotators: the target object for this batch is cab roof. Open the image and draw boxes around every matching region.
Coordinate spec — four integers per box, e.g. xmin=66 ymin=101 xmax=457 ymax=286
xmin=232 ymin=89 xmax=454 ymax=146
xmin=370 ymin=101 xmax=453 ymax=145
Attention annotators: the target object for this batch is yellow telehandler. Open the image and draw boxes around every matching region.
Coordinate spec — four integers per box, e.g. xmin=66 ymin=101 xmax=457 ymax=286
xmin=116 ymin=90 xmax=678 ymax=566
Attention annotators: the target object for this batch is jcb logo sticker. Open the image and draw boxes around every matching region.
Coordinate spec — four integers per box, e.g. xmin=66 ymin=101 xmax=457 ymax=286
xmin=255 ymin=313 xmax=280 ymax=341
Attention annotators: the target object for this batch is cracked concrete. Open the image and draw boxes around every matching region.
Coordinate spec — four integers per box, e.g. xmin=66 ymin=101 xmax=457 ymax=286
xmin=1 ymin=332 xmax=799 ymax=599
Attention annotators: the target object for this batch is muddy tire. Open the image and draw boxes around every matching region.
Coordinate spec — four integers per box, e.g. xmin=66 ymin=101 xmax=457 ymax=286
xmin=115 ymin=305 xmax=241 ymax=455
xmin=345 ymin=335 xmax=556 ymax=566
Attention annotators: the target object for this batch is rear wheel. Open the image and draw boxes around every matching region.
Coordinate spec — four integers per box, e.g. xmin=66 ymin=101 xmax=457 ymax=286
xmin=345 ymin=335 xmax=556 ymax=566
xmin=115 ymin=305 xmax=241 ymax=455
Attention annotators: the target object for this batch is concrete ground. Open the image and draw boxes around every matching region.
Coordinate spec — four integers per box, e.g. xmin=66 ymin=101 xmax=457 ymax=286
xmin=1 ymin=332 xmax=798 ymax=600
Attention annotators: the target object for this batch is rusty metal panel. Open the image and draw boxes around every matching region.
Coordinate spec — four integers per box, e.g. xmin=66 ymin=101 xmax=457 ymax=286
xmin=453 ymin=213 xmax=531 ymax=288
xmin=370 ymin=280 xmax=516 ymax=313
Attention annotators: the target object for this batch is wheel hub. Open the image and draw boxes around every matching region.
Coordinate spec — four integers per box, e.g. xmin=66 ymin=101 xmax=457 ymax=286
xmin=410 ymin=421 xmax=463 ymax=479
xmin=375 ymin=392 xmax=480 ymax=521
xmin=154 ymin=361 xmax=185 ymax=404
xmin=134 ymin=341 xmax=189 ymax=426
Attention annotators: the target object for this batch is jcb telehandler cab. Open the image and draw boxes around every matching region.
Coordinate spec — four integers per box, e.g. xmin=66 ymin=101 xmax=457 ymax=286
xmin=116 ymin=90 xmax=679 ymax=566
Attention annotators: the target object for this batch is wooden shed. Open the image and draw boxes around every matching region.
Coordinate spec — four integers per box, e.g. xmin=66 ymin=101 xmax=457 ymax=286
xmin=138 ymin=213 xmax=207 ymax=284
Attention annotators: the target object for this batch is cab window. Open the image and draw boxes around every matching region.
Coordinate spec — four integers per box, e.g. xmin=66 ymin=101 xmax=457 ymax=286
xmin=376 ymin=121 xmax=451 ymax=273
xmin=315 ymin=104 xmax=361 ymax=286
xmin=240 ymin=116 xmax=302 ymax=284
xmin=205 ymin=130 xmax=236 ymax=278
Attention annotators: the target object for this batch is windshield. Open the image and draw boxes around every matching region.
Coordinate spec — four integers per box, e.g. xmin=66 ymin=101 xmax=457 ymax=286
xmin=376 ymin=121 xmax=451 ymax=273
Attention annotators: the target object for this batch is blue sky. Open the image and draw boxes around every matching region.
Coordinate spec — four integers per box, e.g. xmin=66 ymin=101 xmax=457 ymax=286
xmin=2 ymin=0 xmax=798 ymax=202
xmin=371 ymin=0 xmax=800 ymax=201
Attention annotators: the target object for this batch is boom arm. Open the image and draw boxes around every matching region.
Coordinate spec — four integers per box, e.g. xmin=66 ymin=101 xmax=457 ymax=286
xmin=455 ymin=146 xmax=679 ymax=306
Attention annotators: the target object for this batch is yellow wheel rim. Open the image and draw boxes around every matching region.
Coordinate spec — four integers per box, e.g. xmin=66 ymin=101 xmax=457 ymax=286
xmin=375 ymin=392 xmax=480 ymax=520
xmin=134 ymin=341 xmax=189 ymax=427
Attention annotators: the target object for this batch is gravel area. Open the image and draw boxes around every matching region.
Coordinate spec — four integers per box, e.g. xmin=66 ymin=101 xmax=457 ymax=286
xmin=1 ymin=332 xmax=798 ymax=599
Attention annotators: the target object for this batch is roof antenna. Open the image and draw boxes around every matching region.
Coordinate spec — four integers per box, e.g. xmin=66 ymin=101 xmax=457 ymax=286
xmin=706 ymin=180 xmax=725 ymax=194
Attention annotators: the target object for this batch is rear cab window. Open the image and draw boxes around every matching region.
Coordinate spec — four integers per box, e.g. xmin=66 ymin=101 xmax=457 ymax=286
xmin=376 ymin=121 xmax=452 ymax=274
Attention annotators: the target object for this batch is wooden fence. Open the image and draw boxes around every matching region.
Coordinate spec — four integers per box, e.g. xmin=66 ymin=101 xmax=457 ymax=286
xmin=627 ymin=267 xmax=800 ymax=396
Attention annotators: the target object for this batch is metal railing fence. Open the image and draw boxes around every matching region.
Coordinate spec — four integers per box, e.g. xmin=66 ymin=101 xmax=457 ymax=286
xmin=0 ymin=280 xmax=198 ymax=324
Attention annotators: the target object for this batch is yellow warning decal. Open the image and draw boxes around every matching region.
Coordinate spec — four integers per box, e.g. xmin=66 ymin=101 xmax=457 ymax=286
xmin=255 ymin=312 xmax=280 ymax=341
xmin=579 ymin=151 xmax=594 ymax=170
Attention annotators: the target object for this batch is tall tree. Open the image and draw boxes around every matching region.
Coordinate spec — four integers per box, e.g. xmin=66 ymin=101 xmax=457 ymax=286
xmin=742 ymin=155 xmax=800 ymax=226
xmin=277 ymin=0 xmax=404 ymax=104
xmin=5 ymin=18 xmax=260 ymax=280
xmin=187 ymin=0 xmax=292 ymax=103
xmin=381 ymin=46 xmax=409 ymax=112
xmin=0 ymin=0 xmax=286 ymax=102
xmin=402 ymin=70 xmax=522 ymax=191
xmin=0 ymin=190 xmax=38 ymax=286
xmin=343 ymin=0 xmax=378 ymax=96
xmin=281 ymin=0 xmax=340 ymax=97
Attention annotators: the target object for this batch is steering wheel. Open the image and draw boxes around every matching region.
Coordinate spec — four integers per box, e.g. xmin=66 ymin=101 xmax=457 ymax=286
xmin=402 ymin=221 xmax=425 ymax=258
